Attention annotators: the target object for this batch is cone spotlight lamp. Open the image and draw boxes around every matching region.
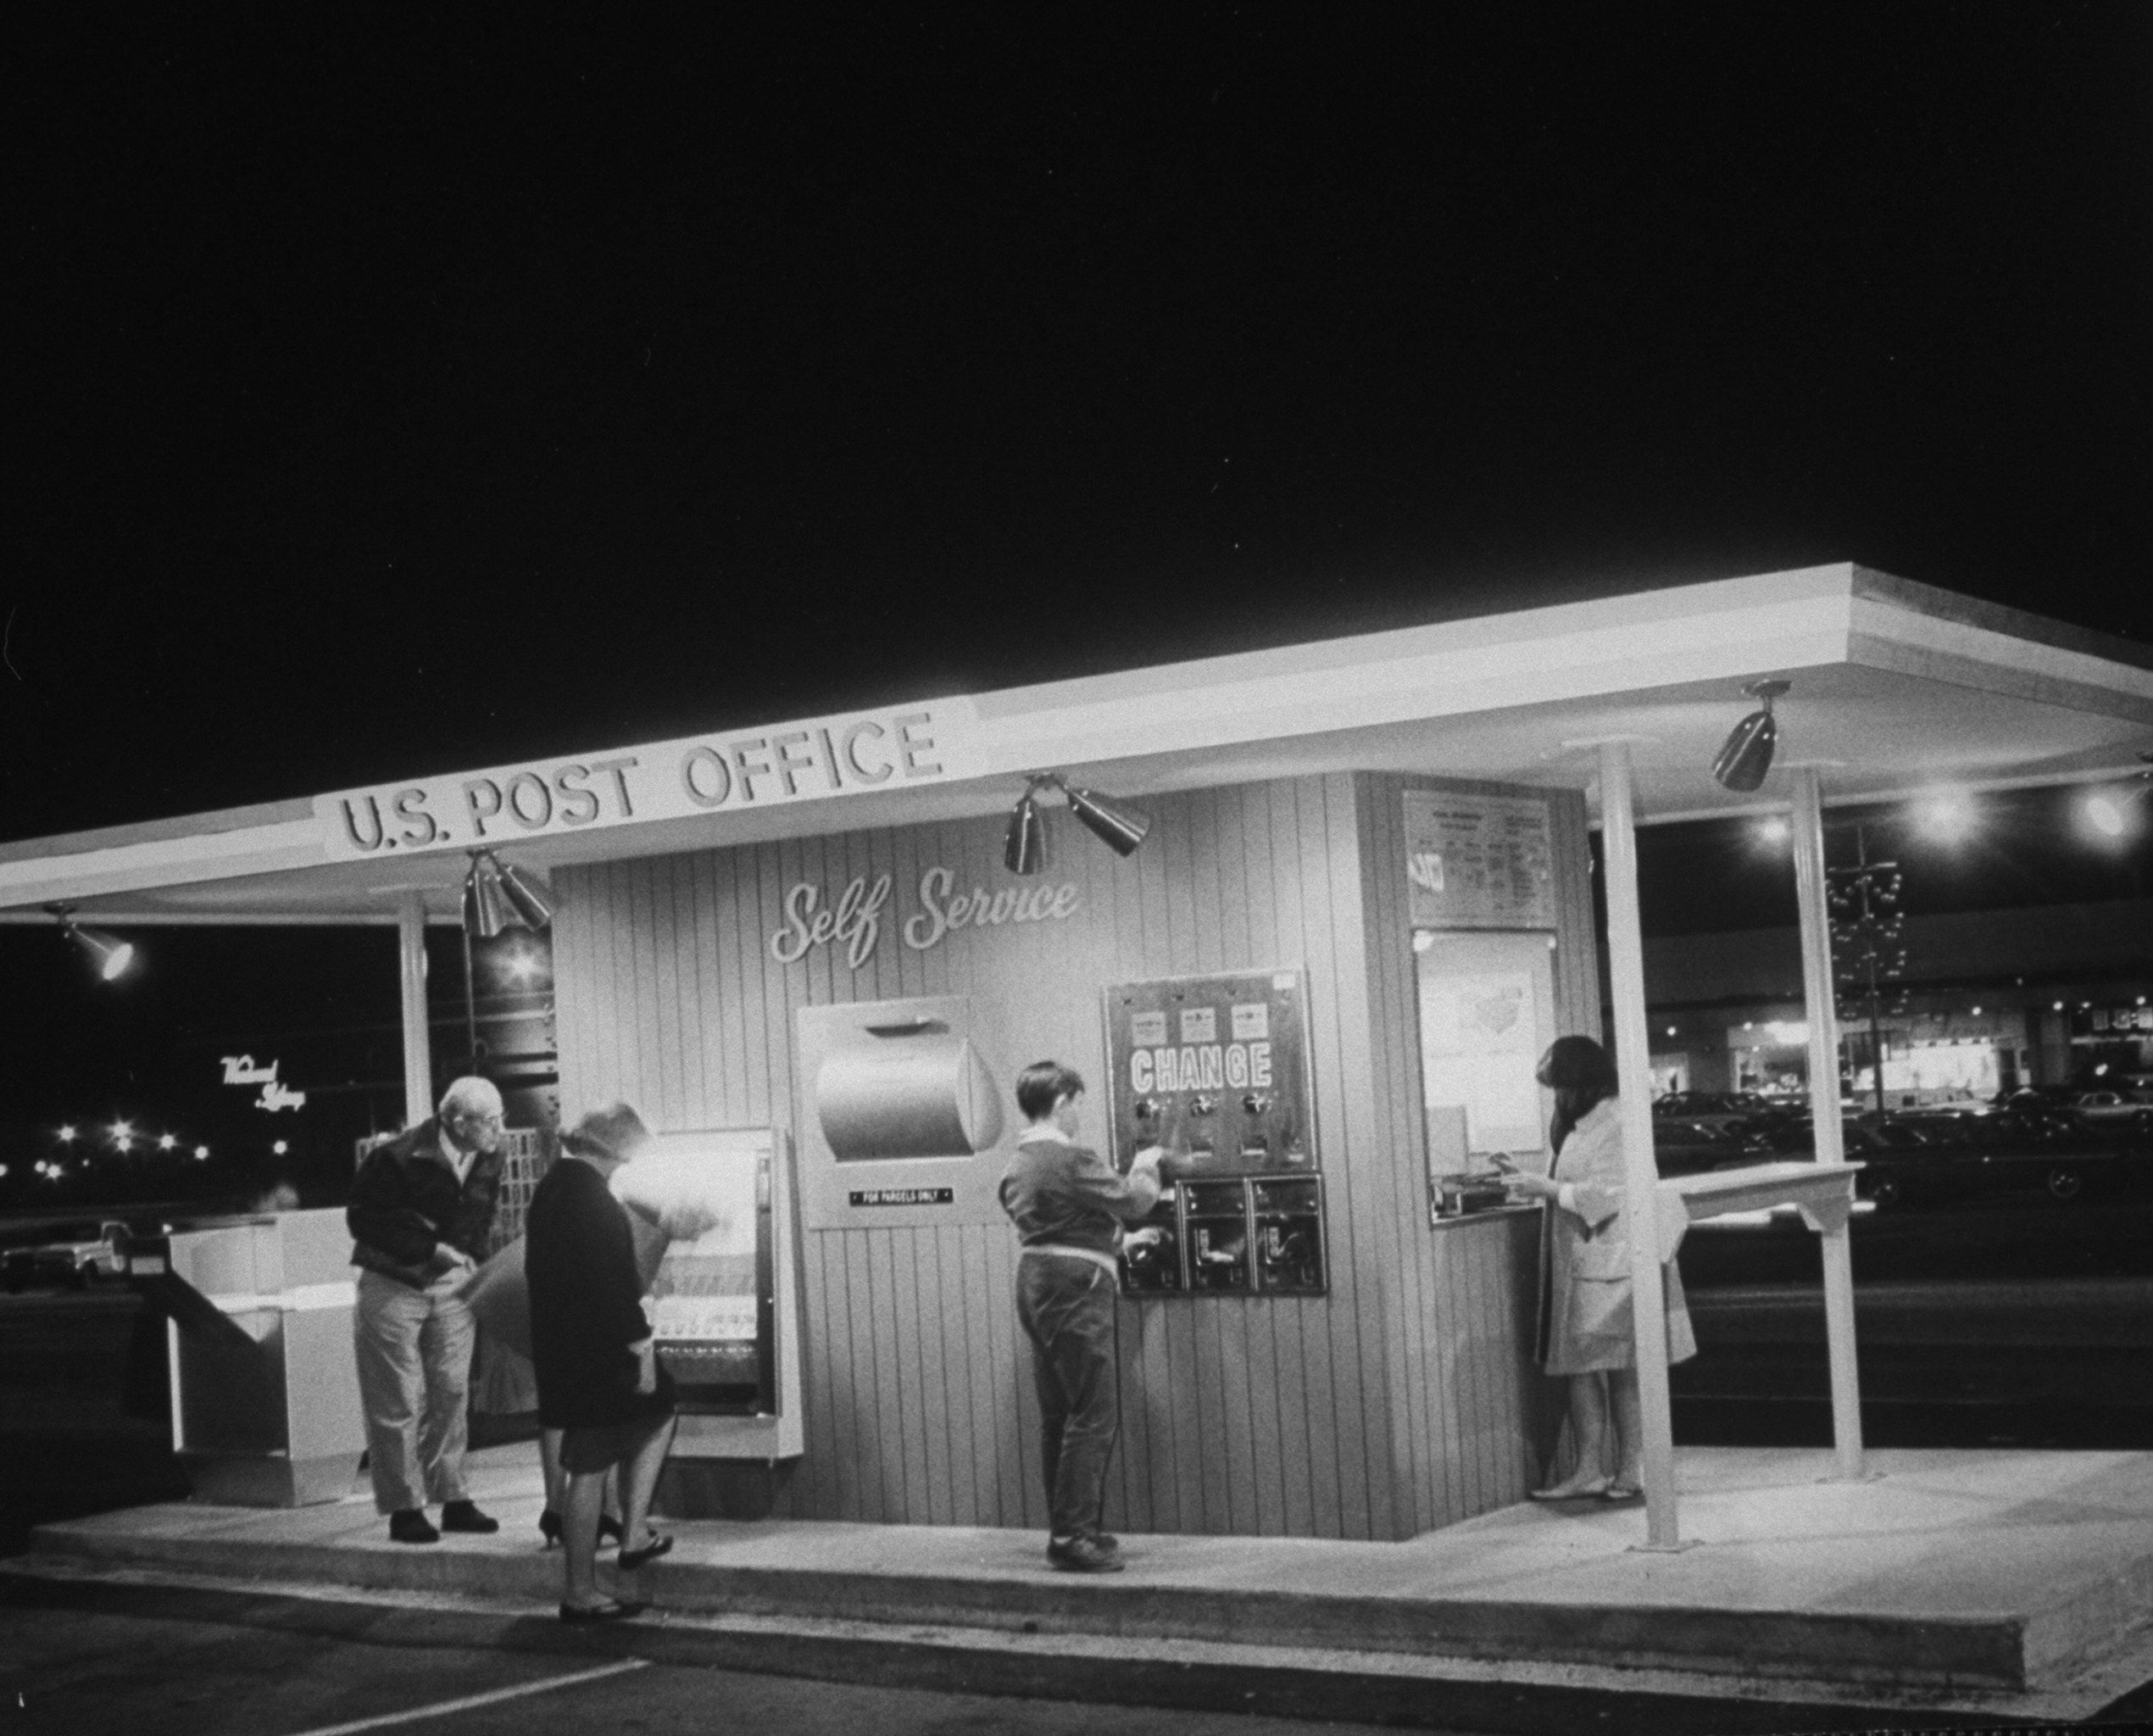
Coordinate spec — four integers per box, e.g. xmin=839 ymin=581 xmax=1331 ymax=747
xmin=1062 ymin=782 xmax=1151 ymax=856
xmin=462 ymin=849 xmax=554 ymax=936
xmin=43 ymin=904 xmax=135 ymax=982
xmin=1004 ymin=774 xmax=1150 ymax=875
xmin=496 ymin=859 xmax=554 ymax=930
xmin=460 ymin=852 xmax=518 ymax=938
xmin=1711 ymin=679 xmax=1791 ymax=793
xmin=1004 ymin=782 xmax=1050 ymax=876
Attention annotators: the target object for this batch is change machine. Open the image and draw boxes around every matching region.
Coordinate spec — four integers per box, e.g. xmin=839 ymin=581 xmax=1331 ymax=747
xmin=1102 ymin=967 xmax=1327 ymax=1297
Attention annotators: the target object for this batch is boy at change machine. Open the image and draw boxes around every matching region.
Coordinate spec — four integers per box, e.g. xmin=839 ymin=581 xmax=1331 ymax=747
xmin=999 ymin=1061 xmax=1166 ymax=1574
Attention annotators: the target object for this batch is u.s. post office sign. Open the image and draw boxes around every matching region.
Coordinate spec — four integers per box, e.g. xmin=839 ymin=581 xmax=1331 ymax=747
xmin=315 ymin=699 xmax=980 ymax=860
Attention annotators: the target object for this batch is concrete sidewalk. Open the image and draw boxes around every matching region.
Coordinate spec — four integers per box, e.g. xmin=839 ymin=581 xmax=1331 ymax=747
xmin=17 ymin=1443 xmax=2153 ymax=1727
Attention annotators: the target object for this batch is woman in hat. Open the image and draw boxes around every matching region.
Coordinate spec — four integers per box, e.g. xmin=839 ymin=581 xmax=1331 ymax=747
xmin=1498 ymin=1035 xmax=1696 ymax=1502
xmin=526 ymin=1101 xmax=679 ymax=1621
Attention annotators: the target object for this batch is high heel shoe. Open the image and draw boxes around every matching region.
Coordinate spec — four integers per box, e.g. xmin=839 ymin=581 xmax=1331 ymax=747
xmin=1527 ymin=1476 xmax=1611 ymax=1502
xmin=618 ymin=1532 xmax=673 ymax=1570
xmin=540 ymin=1510 xmax=622 ymax=1547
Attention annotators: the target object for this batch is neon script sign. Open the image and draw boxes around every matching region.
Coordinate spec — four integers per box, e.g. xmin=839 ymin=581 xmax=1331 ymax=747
xmin=317 ymin=703 xmax=970 ymax=860
xmin=771 ymin=865 xmax=1082 ymax=969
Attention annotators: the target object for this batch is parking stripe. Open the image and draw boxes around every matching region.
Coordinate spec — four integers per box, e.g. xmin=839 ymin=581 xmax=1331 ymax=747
xmin=280 ymin=1657 xmax=650 ymax=1736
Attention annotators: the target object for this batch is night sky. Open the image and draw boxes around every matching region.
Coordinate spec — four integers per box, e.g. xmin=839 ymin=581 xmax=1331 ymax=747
xmin=10 ymin=8 xmax=2150 ymax=841
xmin=5 ymin=11 xmax=2150 ymax=1204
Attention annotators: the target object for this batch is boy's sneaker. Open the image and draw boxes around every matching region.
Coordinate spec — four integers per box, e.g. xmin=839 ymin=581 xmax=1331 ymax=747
xmin=1047 ymin=1534 xmax=1123 ymax=1573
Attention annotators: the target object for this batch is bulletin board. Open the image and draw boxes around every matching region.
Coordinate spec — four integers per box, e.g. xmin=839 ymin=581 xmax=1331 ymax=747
xmin=1413 ymin=930 xmax=1556 ymax=1161
xmin=1401 ymin=790 xmax=1557 ymax=932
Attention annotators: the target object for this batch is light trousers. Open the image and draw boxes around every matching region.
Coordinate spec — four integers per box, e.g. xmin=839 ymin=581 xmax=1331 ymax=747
xmin=353 ymin=1267 xmax=476 ymax=1514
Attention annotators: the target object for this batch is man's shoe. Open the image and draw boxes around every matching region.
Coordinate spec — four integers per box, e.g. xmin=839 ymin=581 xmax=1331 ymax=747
xmin=440 ymin=1500 xmax=498 ymax=1534
xmin=1047 ymin=1534 xmax=1123 ymax=1573
xmin=388 ymin=1509 xmax=439 ymax=1544
xmin=1092 ymin=1531 xmax=1120 ymax=1553
xmin=559 ymin=1599 xmax=642 ymax=1624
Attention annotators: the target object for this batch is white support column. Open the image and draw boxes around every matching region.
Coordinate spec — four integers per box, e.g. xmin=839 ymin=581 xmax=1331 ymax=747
xmin=1598 ymin=740 xmax=1683 ymax=1550
xmin=1790 ymin=765 xmax=1866 ymax=1479
xmin=397 ymin=892 xmax=433 ymax=1129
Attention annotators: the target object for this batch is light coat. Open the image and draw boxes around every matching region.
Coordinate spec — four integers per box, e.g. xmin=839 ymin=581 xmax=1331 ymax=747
xmin=1538 ymin=1098 xmax=1698 ymax=1376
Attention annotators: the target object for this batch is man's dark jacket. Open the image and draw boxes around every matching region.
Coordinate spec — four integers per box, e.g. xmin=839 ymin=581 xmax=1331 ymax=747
xmin=347 ymin=1118 xmax=504 ymax=1288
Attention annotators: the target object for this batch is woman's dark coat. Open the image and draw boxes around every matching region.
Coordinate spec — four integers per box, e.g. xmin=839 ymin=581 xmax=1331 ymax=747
xmin=526 ymin=1155 xmax=674 ymax=1430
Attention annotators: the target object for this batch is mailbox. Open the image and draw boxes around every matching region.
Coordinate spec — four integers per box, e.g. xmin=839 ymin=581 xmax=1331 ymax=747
xmin=158 ymin=1208 xmax=364 ymax=1506
xmin=795 ymin=995 xmax=1010 ymax=1230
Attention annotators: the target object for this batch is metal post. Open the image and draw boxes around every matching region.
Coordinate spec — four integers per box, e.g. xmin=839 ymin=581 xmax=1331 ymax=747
xmin=461 ymin=919 xmax=480 ymax=1079
xmin=1598 ymin=741 xmax=1682 ymax=1549
xmin=396 ymin=892 xmax=432 ymax=1129
xmin=1791 ymin=767 xmax=1866 ymax=1479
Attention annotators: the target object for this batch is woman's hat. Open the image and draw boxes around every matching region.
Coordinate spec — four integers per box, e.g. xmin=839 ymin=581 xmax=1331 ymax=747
xmin=559 ymin=1101 xmax=654 ymax=1165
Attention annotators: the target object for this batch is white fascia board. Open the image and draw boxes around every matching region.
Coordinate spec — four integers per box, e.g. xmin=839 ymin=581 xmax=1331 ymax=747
xmin=975 ymin=580 xmax=1858 ymax=770
xmin=0 ymin=568 xmax=1867 ymax=910
xmin=1847 ymin=595 xmax=2153 ymax=724
xmin=0 ymin=818 xmax=325 ymax=911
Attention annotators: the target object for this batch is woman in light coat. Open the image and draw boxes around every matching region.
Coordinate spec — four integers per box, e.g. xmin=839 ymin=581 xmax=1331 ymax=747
xmin=1500 ymin=1034 xmax=1695 ymax=1501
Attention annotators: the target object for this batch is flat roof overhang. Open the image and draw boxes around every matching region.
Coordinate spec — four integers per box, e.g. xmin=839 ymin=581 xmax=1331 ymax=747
xmin=6 ymin=563 xmax=2150 ymax=926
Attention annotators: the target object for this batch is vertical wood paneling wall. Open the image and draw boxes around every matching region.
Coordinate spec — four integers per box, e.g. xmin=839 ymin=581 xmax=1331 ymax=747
xmin=553 ymin=771 xmax=1600 ymax=1540
xmin=1353 ymin=773 xmax=1601 ymax=1531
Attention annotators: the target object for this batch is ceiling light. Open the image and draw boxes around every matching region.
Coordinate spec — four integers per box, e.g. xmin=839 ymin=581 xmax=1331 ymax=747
xmin=1004 ymin=774 xmax=1151 ymax=875
xmin=461 ymin=849 xmax=554 ymax=936
xmin=1004 ymin=781 xmax=1049 ymax=876
xmin=44 ymin=904 xmax=136 ymax=981
xmin=1063 ymin=783 xmax=1151 ymax=856
xmin=1711 ymin=680 xmax=1789 ymax=793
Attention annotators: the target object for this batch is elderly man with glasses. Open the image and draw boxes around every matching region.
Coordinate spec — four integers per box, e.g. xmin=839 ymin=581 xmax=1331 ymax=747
xmin=348 ymin=1076 xmax=509 ymax=1543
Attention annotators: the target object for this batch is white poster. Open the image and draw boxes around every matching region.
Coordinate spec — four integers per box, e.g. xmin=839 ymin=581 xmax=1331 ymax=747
xmin=1416 ymin=961 xmax=1548 ymax=1156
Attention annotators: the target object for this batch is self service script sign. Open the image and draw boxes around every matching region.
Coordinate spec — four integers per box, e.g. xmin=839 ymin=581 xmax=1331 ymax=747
xmin=314 ymin=699 xmax=981 ymax=861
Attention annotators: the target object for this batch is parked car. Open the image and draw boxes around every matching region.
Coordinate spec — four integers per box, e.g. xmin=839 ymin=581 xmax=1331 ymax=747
xmin=3 ymin=1221 xmax=131 ymax=1291
xmin=2068 ymin=1089 xmax=2153 ymax=1138
xmin=1655 ymin=1090 xmax=1785 ymax=1121
xmin=1650 ymin=1116 xmax=1778 ymax=1177
xmin=1862 ymin=1107 xmax=2122 ymax=1204
xmin=1994 ymin=1084 xmax=2081 ymax=1112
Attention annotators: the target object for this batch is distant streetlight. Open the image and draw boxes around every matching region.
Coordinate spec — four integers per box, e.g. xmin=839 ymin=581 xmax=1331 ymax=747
xmin=2083 ymin=754 xmax=2153 ymax=841
xmin=193 ymin=1145 xmax=210 ymax=1160
xmin=157 ymin=1133 xmax=177 ymax=1151
xmin=56 ymin=1125 xmax=77 ymax=1144
xmin=272 ymin=1139 xmax=289 ymax=1155
xmin=1913 ymin=792 xmax=1976 ymax=843
xmin=109 ymin=1119 xmax=134 ymax=1149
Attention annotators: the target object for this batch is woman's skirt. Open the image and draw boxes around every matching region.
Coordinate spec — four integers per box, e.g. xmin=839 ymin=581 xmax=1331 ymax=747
xmin=559 ymin=1383 xmax=676 ymax=1473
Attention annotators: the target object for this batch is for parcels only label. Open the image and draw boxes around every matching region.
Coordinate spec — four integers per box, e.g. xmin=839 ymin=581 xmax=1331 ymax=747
xmin=847 ymin=1187 xmax=956 ymax=1208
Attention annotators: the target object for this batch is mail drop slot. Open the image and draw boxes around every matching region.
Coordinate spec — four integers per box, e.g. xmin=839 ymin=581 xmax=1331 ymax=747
xmin=815 ymin=1029 xmax=1003 ymax=1160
